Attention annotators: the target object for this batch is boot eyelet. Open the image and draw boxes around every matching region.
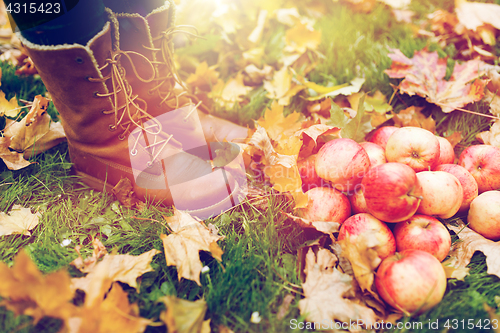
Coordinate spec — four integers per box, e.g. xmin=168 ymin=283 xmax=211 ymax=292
xmin=75 ymin=57 xmax=84 ymax=64
xmin=130 ymin=149 xmax=138 ymax=156
xmin=147 ymin=161 xmax=154 ymax=168
xmin=109 ymin=124 xmax=116 ymax=131
xmin=118 ymin=134 xmax=126 ymax=141
xmin=93 ymin=91 xmax=100 ymax=98
xmin=100 ymin=109 xmax=107 ymax=114
xmin=147 ymin=90 xmax=154 ymax=95
xmin=85 ymin=75 xmax=92 ymax=81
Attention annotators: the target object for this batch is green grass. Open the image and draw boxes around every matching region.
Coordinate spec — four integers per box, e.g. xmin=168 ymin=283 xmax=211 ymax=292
xmin=2 ymin=0 xmax=500 ymax=332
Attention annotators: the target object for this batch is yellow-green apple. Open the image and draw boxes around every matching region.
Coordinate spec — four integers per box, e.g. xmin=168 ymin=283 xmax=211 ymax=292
xmin=434 ymin=164 xmax=478 ymax=212
xmin=315 ymin=138 xmax=370 ymax=193
xmin=468 ymin=191 xmax=500 ymax=240
xmin=338 ymin=213 xmax=396 ymax=260
xmin=459 ymin=144 xmax=500 ymax=193
xmin=361 ymin=162 xmax=423 ymax=222
xmin=368 ymin=126 xmax=398 ymax=149
xmin=298 ymin=154 xmax=323 ymax=192
xmin=360 ymin=142 xmax=386 ymax=168
xmin=434 ymin=136 xmax=455 ymax=166
xmin=386 ymin=127 xmax=440 ymax=172
xmin=349 ymin=187 xmax=369 ymax=214
xmin=298 ymin=187 xmax=351 ymax=223
xmin=416 ymin=171 xmax=463 ymax=219
xmin=375 ymin=249 xmax=447 ymax=315
xmin=393 ymin=215 xmax=451 ymax=262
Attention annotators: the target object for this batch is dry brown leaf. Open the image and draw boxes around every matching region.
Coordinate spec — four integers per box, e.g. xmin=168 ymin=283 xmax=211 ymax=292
xmin=392 ymin=106 xmax=436 ymax=133
xmin=337 ymin=232 xmax=382 ymax=295
xmin=385 ymin=49 xmax=491 ymax=112
xmin=71 ymin=238 xmax=108 ymax=273
xmin=0 ymin=138 xmax=28 ymax=171
xmin=448 ymin=220 xmax=500 ymax=279
xmin=111 ymin=177 xmax=143 ymax=208
xmin=71 ymin=249 xmax=161 ymax=306
xmin=3 ymin=95 xmax=66 ymax=158
xmin=441 ymin=254 xmax=470 ymax=280
xmin=0 ymin=204 xmax=40 ymax=236
xmin=276 ymin=294 xmax=295 ymax=320
xmin=298 ymin=247 xmax=377 ymax=326
xmin=159 ymin=296 xmax=211 ymax=333
xmin=0 ymin=250 xmax=76 ymax=324
xmin=281 ymin=211 xmax=340 ymax=234
xmin=160 ymin=209 xmax=224 ymax=285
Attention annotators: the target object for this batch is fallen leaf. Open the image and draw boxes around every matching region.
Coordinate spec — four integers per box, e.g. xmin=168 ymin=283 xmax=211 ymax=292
xmin=281 ymin=211 xmax=340 ymax=234
xmin=385 ymin=48 xmax=491 ymax=112
xmin=445 ymin=131 xmax=463 ymax=148
xmin=306 ymin=77 xmax=365 ymax=101
xmin=0 ymin=204 xmax=40 ymax=236
xmin=392 ymin=106 xmax=436 ymax=132
xmin=160 ymin=209 xmax=224 ymax=285
xmin=284 ymin=20 xmax=322 ymax=54
xmin=483 ymin=303 xmax=500 ymax=333
xmin=159 ymin=296 xmax=211 ymax=333
xmin=341 ymin=95 xmax=374 ymax=142
xmin=71 ymin=238 xmax=108 ymax=273
xmin=208 ymin=73 xmax=253 ymax=108
xmin=3 ymin=95 xmax=66 ymax=158
xmin=71 ymin=249 xmax=161 ymax=305
xmin=186 ymin=61 xmax=219 ymax=92
xmin=111 ymin=177 xmax=142 ymax=208
xmin=298 ymin=247 xmax=377 ymax=325
xmin=242 ymin=64 xmax=273 ymax=86
xmin=256 ymin=101 xmax=303 ymax=142
xmin=441 ymin=252 xmax=470 ymax=280
xmin=0 ymin=250 xmax=75 ymax=323
xmin=263 ymin=66 xmax=305 ymax=106
xmin=455 ymin=0 xmax=500 ymax=32
xmin=337 ymin=232 xmax=382 ymax=294
xmin=447 ymin=220 xmax=500 ymax=279
xmin=0 ymin=90 xmax=19 ymax=117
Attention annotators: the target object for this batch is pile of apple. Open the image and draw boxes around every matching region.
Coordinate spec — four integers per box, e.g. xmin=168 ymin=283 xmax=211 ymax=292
xmin=297 ymin=125 xmax=500 ymax=315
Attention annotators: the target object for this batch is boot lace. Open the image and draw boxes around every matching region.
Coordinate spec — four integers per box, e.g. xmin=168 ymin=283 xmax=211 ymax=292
xmin=88 ymin=50 xmax=180 ymax=165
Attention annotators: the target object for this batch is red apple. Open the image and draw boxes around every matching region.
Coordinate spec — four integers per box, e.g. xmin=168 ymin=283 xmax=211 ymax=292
xmin=435 ymin=164 xmax=478 ymax=212
xmin=393 ymin=215 xmax=451 ymax=262
xmin=298 ymin=187 xmax=351 ymax=223
xmin=368 ymin=126 xmax=398 ymax=150
xmin=349 ymin=187 xmax=369 ymax=214
xmin=468 ymin=191 xmax=500 ymax=240
xmin=416 ymin=171 xmax=463 ymax=219
xmin=434 ymin=136 xmax=455 ymax=166
xmin=361 ymin=163 xmax=423 ymax=223
xmin=298 ymin=154 xmax=324 ymax=192
xmin=315 ymin=138 xmax=370 ymax=193
xmin=338 ymin=213 xmax=396 ymax=260
xmin=386 ymin=127 xmax=440 ymax=172
xmin=459 ymin=144 xmax=500 ymax=193
xmin=375 ymin=249 xmax=447 ymax=315
xmin=360 ymin=141 xmax=386 ymax=168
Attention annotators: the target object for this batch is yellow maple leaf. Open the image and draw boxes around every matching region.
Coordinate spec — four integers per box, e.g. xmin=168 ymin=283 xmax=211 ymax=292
xmin=0 ymin=250 xmax=76 ymax=323
xmin=257 ymin=101 xmax=303 ymax=142
xmin=186 ymin=61 xmax=220 ymax=91
xmin=0 ymin=204 xmax=40 ymax=236
xmin=0 ymin=90 xmax=19 ymax=118
xmin=159 ymin=296 xmax=211 ymax=333
xmin=208 ymin=73 xmax=253 ymax=108
xmin=160 ymin=209 xmax=224 ymax=286
xmin=263 ymin=66 xmax=305 ymax=106
xmin=71 ymin=238 xmax=108 ymax=274
xmin=285 ymin=20 xmax=322 ymax=54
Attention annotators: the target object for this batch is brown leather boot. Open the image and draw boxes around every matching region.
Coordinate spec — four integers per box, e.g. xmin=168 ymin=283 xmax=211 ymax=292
xmin=20 ymin=10 xmax=243 ymax=219
xmin=107 ymin=1 xmax=249 ymax=144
